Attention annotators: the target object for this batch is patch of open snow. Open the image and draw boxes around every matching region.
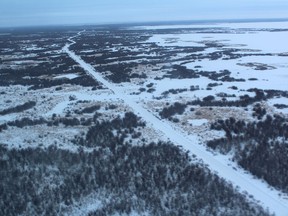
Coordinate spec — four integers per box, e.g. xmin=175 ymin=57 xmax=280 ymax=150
xmin=0 ymin=124 xmax=87 ymax=151
xmin=148 ymin=30 xmax=288 ymax=53
xmin=185 ymin=56 xmax=288 ymax=91
xmin=147 ymin=34 xmax=205 ymax=47
xmin=25 ymin=44 xmax=45 ymax=51
xmin=0 ymin=113 xmax=18 ymax=124
xmin=73 ymin=91 xmax=115 ymax=101
xmin=64 ymin=194 xmax=103 ymax=216
xmin=80 ymin=49 xmax=95 ymax=53
xmin=45 ymin=100 xmax=71 ymax=117
xmin=9 ymin=60 xmax=45 ymax=65
xmin=54 ymin=74 xmax=80 ymax=80
xmin=267 ymin=97 xmax=288 ymax=114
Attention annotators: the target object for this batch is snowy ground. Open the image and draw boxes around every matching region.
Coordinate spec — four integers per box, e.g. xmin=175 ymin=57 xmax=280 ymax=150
xmin=63 ymin=25 xmax=288 ymax=215
xmin=1 ymin=21 xmax=288 ymax=215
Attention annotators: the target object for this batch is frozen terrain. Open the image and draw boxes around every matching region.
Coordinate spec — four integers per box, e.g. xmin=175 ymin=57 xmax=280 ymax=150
xmin=63 ymin=26 xmax=288 ymax=216
xmin=1 ymin=20 xmax=288 ymax=215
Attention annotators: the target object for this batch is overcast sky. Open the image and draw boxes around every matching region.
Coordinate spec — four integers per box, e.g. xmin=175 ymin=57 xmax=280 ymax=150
xmin=0 ymin=0 xmax=287 ymax=27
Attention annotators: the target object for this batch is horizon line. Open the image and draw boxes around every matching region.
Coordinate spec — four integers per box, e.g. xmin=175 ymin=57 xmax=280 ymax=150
xmin=1 ymin=17 xmax=288 ymax=30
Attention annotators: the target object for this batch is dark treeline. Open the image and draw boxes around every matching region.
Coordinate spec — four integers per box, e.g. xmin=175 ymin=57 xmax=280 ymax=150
xmin=187 ymin=88 xmax=267 ymax=107
xmin=0 ymin=109 xmax=270 ymax=215
xmin=0 ymin=68 xmax=101 ymax=90
xmin=0 ymin=143 xmax=269 ymax=216
xmin=208 ymin=114 xmax=288 ymax=193
xmin=96 ymin=63 xmax=147 ymax=83
xmin=0 ymin=114 xmax=94 ymax=133
xmin=159 ymin=89 xmax=288 ymax=120
xmin=0 ymin=101 xmax=36 ymax=115
xmin=159 ymin=102 xmax=187 ymax=119
xmin=162 ymin=65 xmax=200 ymax=79
xmin=75 ymin=104 xmax=101 ymax=114
xmin=74 ymin=112 xmax=146 ymax=148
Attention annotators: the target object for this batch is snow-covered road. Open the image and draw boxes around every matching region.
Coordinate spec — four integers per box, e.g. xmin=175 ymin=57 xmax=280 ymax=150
xmin=64 ymin=32 xmax=288 ymax=216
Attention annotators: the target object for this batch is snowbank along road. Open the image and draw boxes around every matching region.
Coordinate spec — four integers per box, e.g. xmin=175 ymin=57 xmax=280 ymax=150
xmin=63 ymin=31 xmax=288 ymax=216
